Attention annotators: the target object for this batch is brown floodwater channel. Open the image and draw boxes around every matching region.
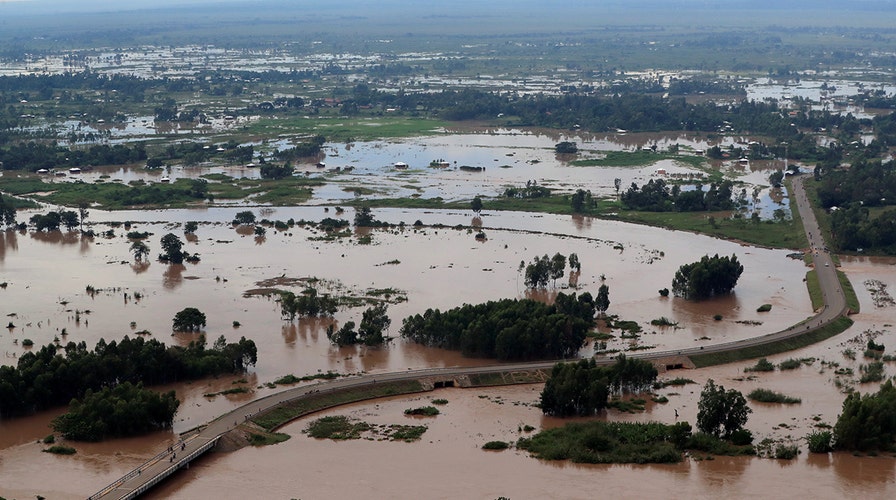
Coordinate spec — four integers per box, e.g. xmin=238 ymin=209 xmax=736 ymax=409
xmin=1 ymin=208 xmax=894 ymax=498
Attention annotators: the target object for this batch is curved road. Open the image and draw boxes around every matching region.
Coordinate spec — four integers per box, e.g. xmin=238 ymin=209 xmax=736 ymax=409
xmin=91 ymin=174 xmax=851 ymax=499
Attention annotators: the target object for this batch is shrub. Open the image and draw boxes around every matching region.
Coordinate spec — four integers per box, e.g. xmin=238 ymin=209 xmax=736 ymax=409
xmin=658 ymin=288 xmax=670 ymax=297
xmin=859 ymin=362 xmax=885 ymax=383
xmin=22 ymin=338 xmax=34 ymax=347
xmin=42 ymin=434 xmax=55 ymax=444
xmin=745 ymin=358 xmax=775 ymax=372
xmin=650 ymin=317 xmax=677 ymax=327
xmin=729 ymin=429 xmax=754 ymax=446
xmin=747 ymin=388 xmax=801 ymax=404
xmin=482 ymin=441 xmax=510 ymax=450
xmin=404 ymin=406 xmax=440 ymax=416
xmin=713 ymin=314 xmax=723 ymax=321
xmin=43 ymin=445 xmax=76 ymax=455
xmin=774 ymin=444 xmax=799 ymax=459
xmin=806 ymin=431 xmax=833 ymax=453
xmin=756 ymin=304 xmax=772 ymax=312
xmin=778 ymin=358 xmax=803 ymax=370
xmin=431 ymin=399 xmax=449 ymax=405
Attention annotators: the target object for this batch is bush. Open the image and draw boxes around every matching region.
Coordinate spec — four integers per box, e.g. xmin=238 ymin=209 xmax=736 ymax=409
xmin=482 ymin=441 xmax=510 ymax=450
xmin=747 ymin=388 xmax=801 ymax=404
xmin=658 ymin=288 xmax=670 ymax=297
xmin=43 ymin=445 xmax=76 ymax=455
xmin=774 ymin=444 xmax=799 ymax=459
xmin=42 ymin=434 xmax=55 ymax=444
xmin=431 ymin=399 xmax=449 ymax=405
xmin=404 ymin=406 xmax=440 ymax=416
xmin=745 ymin=358 xmax=775 ymax=372
xmin=729 ymin=429 xmax=754 ymax=446
xmin=859 ymin=362 xmax=885 ymax=383
xmin=713 ymin=314 xmax=723 ymax=321
xmin=778 ymin=358 xmax=802 ymax=370
xmin=756 ymin=304 xmax=772 ymax=312
xmin=806 ymin=431 xmax=833 ymax=453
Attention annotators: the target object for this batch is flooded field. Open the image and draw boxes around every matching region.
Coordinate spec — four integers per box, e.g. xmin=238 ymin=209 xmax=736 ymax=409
xmin=3 ymin=205 xmax=894 ymax=498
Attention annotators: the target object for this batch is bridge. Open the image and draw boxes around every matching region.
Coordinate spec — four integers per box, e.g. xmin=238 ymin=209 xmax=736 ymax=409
xmin=89 ymin=175 xmax=851 ymax=499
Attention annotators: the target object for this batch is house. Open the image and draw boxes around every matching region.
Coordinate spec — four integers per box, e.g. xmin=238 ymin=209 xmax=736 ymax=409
xmin=68 ymin=167 xmax=81 ymax=174
xmin=393 ymin=162 xmax=409 ymax=169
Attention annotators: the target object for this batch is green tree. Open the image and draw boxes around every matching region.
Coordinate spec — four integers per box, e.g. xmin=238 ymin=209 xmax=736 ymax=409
xmin=130 ymin=240 xmax=150 ymax=261
xmin=77 ymin=203 xmax=89 ymax=232
xmin=184 ymin=221 xmax=199 ymax=234
xmin=833 ymin=379 xmax=896 ymax=451
xmin=172 ymin=307 xmax=206 ymax=332
xmin=232 ymin=210 xmax=256 ymax=225
xmin=354 ymin=205 xmax=377 ymax=227
xmin=60 ymin=210 xmax=79 ymax=231
xmin=524 ymin=254 xmax=551 ymax=289
xmin=568 ymin=253 xmax=581 ymax=272
xmin=672 ymin=254 xmax=744 ymax=300
xmin=327 ymin=321 xmax=358 ymax=346
xmin=359 ymin=303 xmax=391 ymax=345
xmin=696 ymin=379 xmax=751 ymax=438
xmin=596 ymin=284 xmax=610 ymax=316
xmin=159 ymin=233 xmax=186 ymax=264
xmin=471 ymin=195 xmax=483 ymax=215
xmin=0 ymin=194 xmax=16 ymax=227
xmin=769 ymin=169 xmax=784 ymax=187
xmin=550 ymin=253 xmax=567 ymax=287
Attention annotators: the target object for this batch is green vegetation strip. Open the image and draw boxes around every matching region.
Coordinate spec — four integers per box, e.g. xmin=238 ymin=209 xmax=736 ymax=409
xmin=838 ymin=270 xmax=860 ymax=313
xmin=570 ymin=151 xmax=706 ymax=169
xmin=690 ymin=316 xmax=854 ymax=368
xmin=251 ymin=380 xmax=425 ymax=431
xmin=806 ymin=270 xmax=823 ymax=311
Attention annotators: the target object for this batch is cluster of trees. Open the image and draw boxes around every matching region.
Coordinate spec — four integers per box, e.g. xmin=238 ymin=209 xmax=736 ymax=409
xmin=816 ymin=159 xmax=896 ymax=210
xmin=522 ymin=253 xmax=570 ymax=289
xmin=555 ymin=141 xmax=578 ymax=154
xmin=570 ymin=189 xmax=595 ymax=213
xmin=621 ymin=179 xmax=735 ymax=212
xmin=0 ymin=142 xmax=147 ymax=171
xmin=273 ymin=135 xmax=326 ymax=161
xmin=539 ymin=357 xmax=659 ymax=417
xmin=0 ymin=335 xmax=257 ymax=418
xmin=696 ymin=379 xmax=751 ymax=439
xmin=503 ymin=182 xmax=551 ymax=199
xmin=326 ymin=303 xmax=392 ymax=346
xmin=672 ymin=254 xmax=744 ymax=300
xmin=280 ymin=288 xmax=339 ymax=320
xmin=29 ymin=210 xmax=80 ymax=232
xmin=52 ymin=382 xmax=179 ymax=441
xmin=833 ymin=380 xmax=896 ymax=451
xmin=400 ymin=292 xmax=594 ymax=360
xmin=260 ymin=163 xmax=295 ymax=179
xmin=829 ymin=203 xmax=896 ymax=253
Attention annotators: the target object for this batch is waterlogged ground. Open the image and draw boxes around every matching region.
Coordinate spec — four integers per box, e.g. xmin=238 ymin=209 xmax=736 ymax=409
xmin=0 ymin=208 xmax=894 ymax=498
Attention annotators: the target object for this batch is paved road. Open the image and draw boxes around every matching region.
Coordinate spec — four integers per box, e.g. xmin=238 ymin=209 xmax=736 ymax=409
xmin=92 ymin=174 xmax=850 ymax=499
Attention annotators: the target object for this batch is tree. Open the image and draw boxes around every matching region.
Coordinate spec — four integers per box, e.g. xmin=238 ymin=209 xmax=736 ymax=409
xmin=524 ymin=254 xmax=551 ymax=289
xmin=172 ymin=307 xmax=206 ymax=332
xmin=614 ymin=178 xmax=622 ymax=200
xmin=159 ymin=233 xmax=186 ymax=264
xmin=549 ymin=253 xmax=566 ymax=286
xmin=471 ymin=195 xmax=483 ymax=215
xmin=77 ymin=203 xmax=89 ymax=231
xmin=130 ymin=240 xmax=150 ymax=261
xmin=327 ymin=321 xmax=358 ymax=346
xmin=671 ymin=254 xmax=744 ymax=300
xmin=696 ymin=379 xmax=751 ymax=438
xmin=540 ymin=357 xmax=657 ymax=417
xmin=555 ymin=141 xmax=578 ymax=154
xmin=833 ymin=379 xmax=896 ymax=451
xmin=596 ymin=284 xmax=610 ymax=316
xmin=354 ymin=205 xmax=377 ymax=227
xmin=358 ymin=303 xmax=391 ymax=345
xmin=769 ymin=169 xmax=784 ymax=188
xmin=184 ymin=221 xmax=199 ymax=234
xmin=570 ymin=189 xmax=592 ymax=213
xmin=60 ymin=210 xmax=79 ymax=231
xmin=232 ymin=210 xmax=256 ymax=225
xmin=568 ymin=253 xmax=581 ymax=272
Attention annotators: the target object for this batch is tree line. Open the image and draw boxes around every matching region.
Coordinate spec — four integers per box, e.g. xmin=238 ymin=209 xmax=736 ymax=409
xmin=399 ymin=292 xmax=594 ymax=360
xmin=621 ymin=178 xmax=736 ymax=212
xmin=0 ymin=141 xmax=147 ymax=171
xmin=0 ymin=334 xmax=257 ymax=418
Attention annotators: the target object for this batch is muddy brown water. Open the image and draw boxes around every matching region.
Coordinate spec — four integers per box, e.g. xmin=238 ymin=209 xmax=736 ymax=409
xmin=1 ymin=209 xmax=894 ymax=498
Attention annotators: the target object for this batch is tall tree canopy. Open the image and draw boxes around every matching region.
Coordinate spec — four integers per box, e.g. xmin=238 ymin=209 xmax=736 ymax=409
xmin=672 ymin=254 xmax=744 ymax=300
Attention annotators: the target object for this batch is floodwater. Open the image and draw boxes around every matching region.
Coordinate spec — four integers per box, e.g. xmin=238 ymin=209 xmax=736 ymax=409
xmin=0 ymin=209 xmax=894 ymax=498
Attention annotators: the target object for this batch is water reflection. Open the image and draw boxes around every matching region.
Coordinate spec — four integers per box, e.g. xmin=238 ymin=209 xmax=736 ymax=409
xmin=131 ymin=261 xmax=150 ymax=275
xmin=29 ymin=230 xmax=81 ymax=246
xmin=163 ymin=264 xmax=186 ymax=289
xmin=0 ymin=228 xmax=18 ymax=262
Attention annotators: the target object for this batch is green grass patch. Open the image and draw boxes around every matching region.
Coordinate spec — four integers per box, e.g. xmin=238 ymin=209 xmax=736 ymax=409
xmin=691 ymin=316 xmax=854 ymax=368
xmin=838 ymin=270 xmax=860 ymax=313
xmin=306 ymin=415 xmax=371 ymax=439
xmin=608 ymin=397 xmax=647 ymax=413
xmin=431 ymin=398 xmax=449 ymax=405
xmin=273 ymin=372 xmax=341 ymax=386
xmin=610 ymin=210 xmax=806 ymax=249
xmin=252 ymin=380 xmax=425 ymax=431
xmin=806 ymin=270 xmax=823 ymax=311
xmin=570 ymin=151 xmax=707 ymax=169
xmin=517 ymin=420 xmax=700 ymax=464
xmin=748 ymin=388 xmax=802 ymax=404
xmin=247 ymin=431 xmax=291 ymax=446
xmin=384 ymin=424 xmax=428 ymax=442
xmin=243 ymin=116 xmax=450 ymax=142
